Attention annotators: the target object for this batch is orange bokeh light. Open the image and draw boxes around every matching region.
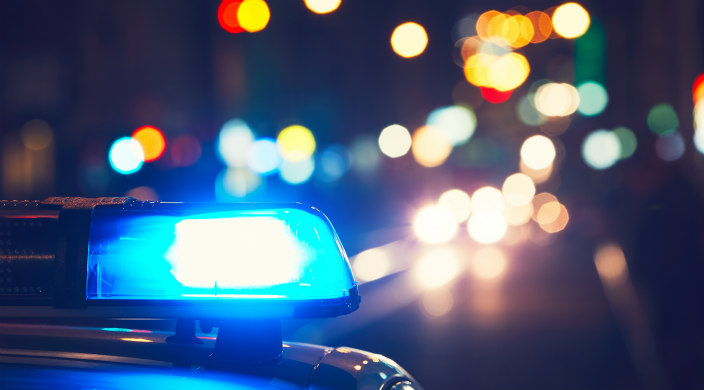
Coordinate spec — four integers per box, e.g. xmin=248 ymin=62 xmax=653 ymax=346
xmin=693 ymin=73 xmax=704 ymax=104
xmin=218 ymin=0 xmax=244 ymax=34
xmin=526 ymin=11 xmax=552 ymax=43
xmin=132 ymin=126 xmax=166 ymax=162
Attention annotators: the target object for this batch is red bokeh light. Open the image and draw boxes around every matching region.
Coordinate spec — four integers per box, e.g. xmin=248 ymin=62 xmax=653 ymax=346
xmin=480 ymin=87 xmax=513 ymax=104
xmin=169 ymin=135 xmax=202 ymax=167
xmin=218 ymin=0 xmax=244 ymax=34
xmin=693 ymin=73 xmax=704 ymax=104
xmin=132 ymin=126 xmax=166 ymax=162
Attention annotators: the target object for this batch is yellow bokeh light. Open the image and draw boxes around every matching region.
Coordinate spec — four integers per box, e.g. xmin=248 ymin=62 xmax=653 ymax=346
xmin=520 ymin=159 xmax=553 ymax=184
xmin=237 ymin=0 xmax=270 ymax=32
xmin=520 ymin=135 xmax=556 ymax=170
xmin=303 ymin=0 xmax=341 ymax=14
xmin=594 ymin=243 xmax=628 ymax=282
xmin=390 ymin=22 xmax=428 ymax=58
xmin=352 ymin=247 xmax=391 ymax=282
xmin=467 ymin=212 xmax=508 ymax=244
xmin=438 ymin=189 xmax=472 ymax=223
xmin=488 ymin=52 xmax=530 ymax=92
xmin=502 ymin=173 xmax=536 ymax=206
xmin=378 ymin=124 xmax=412 ymax=158
xmin=535 ymin=82 xmax=580 ymax=117
xmin=277 ymin=125 xmax=316 ymax=162
xmin=464 ymin=53 xmax=496 ymax=87
xmin=471 ymin=186 xmax=505 ymax=215
xmin=413 ymin=204 xmax=458 ymax=244
xmin=552 ymin=2 xmax=590 ymax=39
xmin=471 ymin=246 xmax=508 ymax=280
xmin=505 ymin=202 xmax=533 ymax=226
xmin=411 ymin=126 xmax=453 ymax=167
xmin=414 ymin=247 xmax=460 ymax=290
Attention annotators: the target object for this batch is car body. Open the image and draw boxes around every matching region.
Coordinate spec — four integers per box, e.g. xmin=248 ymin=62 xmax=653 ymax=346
xmin=0 ymin=322 xmax=421 ymax=389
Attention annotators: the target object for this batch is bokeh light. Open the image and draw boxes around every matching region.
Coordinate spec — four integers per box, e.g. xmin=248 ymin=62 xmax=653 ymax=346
xmin=217 ymin=167 xmax=262 ymax=198
xmin=534 ymin=82 xmax=580 ymax=117
xmin=411 ymin=126 xmax=453 ymax=168
xmin=464 ymin=52 xmax=530 ymax=92
xmin=218 ymin=0 xmax=244 ymax=33
xmin=277 ymin=125 xmax=316 ymax=162
xmin=237 ymin=0 xmax=270 ymax=33
xmin=517 ymin=93 xmax=546 ymax=127
xmin=526 ymin=11 xmax=552 ymax=43
xmin=647 ymin=103 xmax=679 ymax=135
xmin=470 ymin=246 xmax=508 ymax=280
xmin=426 ymin=105 xmax=477 ymax=146
xmin=502 ymin=173 xmax=536 ymax=206
xmin=594 ymin=243 xmax=628 ymax=283
xmin=531 ymin=192 xmax=558 ymax=222
xmin=414 ymin=247 xmax=460 ymax=290
xmin=694 ymin=127 xmax=704 ymax=155
xmin=317 ymin=144 xmax=350 ymax=182
xmin=613 ymin=126 xmax=637 ymax=160
xmin=413 ymin=205 xmax=458 ymax=244
xmin=132 ymin=126 xmax=166 ymax=162
xmin=552 ymin=2 xmax=590 ymax=39
xmin=126 ymin=186 xmax=159 ymax=201
xmin=390 ymin=22 xmax=428 ymax=58
xmin=480 ymin=87 xmax=512 ymax=103
xmin=421 ymin=288 xmax=454 ymax=317
xmin=279 ymin=156 xmax=315 ymax=185
xmin=505 ymin=203 xmax=533 ymax=226
xmin=247 ymin=138 xmax=281 ymax=174
xmin=655 ymin=132 xmax=685 ymax=162
xmin=352 ymin=247 xmax=391 ymax=283
xmin=109 ymin=137 xmax=144 ymax=175
xmin=576 ymin=81 xmax=608 ymax=116
xmin=467 ymin=212 xmax=508 ymax=244
xmin=693 ymin=73 xmax=704 ymax=104
xmin=303 ymin=0 xmax=341 ymax=14
xmin=169 ymin=135 xmax=202 ymax=167
xmin=20 ymin=119 xmax=53 ymax=151
xmin=217 ymin=119 xmax=255 ymax=168
xmin=582 ymin=129 xmax=621 ymax=170
xmin=350 ymin=135 xmax=381 ymax=174
xmin=520 ymin=160 xmax=553 ymax=184
xmin=438 ymin=189 xmax=472 ymax=223
xmin=537 ymin=201 xmax=569 ymax=233
xmin=471 ymin=186 xmax=505 ymax=214
xmin=378 ymin=124 xmax=412 ymax=158
xmin=520 ymin=135 xmax=556 ymax=170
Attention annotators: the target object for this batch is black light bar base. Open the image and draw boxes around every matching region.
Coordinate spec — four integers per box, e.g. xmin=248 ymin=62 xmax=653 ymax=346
xmin=213 ymin=319 xmax=282 ymax=363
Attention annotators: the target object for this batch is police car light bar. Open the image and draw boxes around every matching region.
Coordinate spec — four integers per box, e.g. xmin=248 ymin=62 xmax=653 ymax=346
xmin=0 ymin=198 xmax=360 ymax=319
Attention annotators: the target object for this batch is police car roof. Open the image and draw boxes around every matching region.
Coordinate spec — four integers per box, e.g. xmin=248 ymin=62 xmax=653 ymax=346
xmin=0 ymin=322 xmax=419 ymax=390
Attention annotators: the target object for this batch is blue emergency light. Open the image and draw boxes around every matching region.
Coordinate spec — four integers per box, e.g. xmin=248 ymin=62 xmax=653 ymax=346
xmin=0 ymin=198 xmax=360 ymax=319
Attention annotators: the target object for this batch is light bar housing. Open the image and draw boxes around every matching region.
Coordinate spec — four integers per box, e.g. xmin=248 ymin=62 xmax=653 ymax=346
xmin=0 ymin=198 xmax=359 ymax=319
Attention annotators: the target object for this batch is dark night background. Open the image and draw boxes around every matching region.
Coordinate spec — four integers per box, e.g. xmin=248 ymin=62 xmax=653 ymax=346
xmin=2 ymin=0 xmax=704 ymax=388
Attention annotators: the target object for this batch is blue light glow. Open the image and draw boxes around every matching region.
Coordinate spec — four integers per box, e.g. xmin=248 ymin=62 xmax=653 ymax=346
xmin=279 ymin=157 xmax=315 ymax=185
xmin=246 ymin=138 xmax=281 ymax=175
xmin=86 ymin=205 xmax=355 ymax=304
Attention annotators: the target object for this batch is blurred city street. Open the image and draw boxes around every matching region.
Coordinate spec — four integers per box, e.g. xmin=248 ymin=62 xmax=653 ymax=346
xmin=2 ymin=0 xmax=704 ymax=387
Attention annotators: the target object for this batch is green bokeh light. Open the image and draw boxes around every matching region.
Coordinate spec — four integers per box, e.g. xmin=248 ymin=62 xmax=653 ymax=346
xmin=577 ymin=81 xmax=608 ymax=116
xmin=613 ymin=126 xmax=637 ymax=159
xmin=647 ymin=103 xmax=679 ymax=135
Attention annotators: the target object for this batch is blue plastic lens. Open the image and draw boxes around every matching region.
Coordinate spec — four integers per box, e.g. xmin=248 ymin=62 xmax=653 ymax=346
xmin=86 ymin=205 xmax=355 ymax=303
